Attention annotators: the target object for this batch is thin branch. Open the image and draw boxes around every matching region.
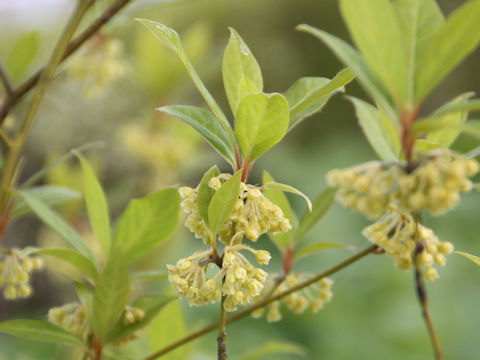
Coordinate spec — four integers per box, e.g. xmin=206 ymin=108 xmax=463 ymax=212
xmin=0 ymin=64 xmax=13 ymax=95
xmin=144 ymin=244 xmax=378 ymax=360
xmin=217 ymin=295 xmax=228 ymax=360
xmin=0 ymin=0 xmax=133 ymax=124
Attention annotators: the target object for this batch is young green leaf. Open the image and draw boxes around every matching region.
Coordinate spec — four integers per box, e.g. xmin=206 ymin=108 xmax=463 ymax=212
xmin=454 ymin=251 xmax=480 ymax=267
xmin=136 ymin=19 xmax=235 ymax=144
xmin=285 ymin=68 xmax=355 ymax=129
xmin=262 ymin=182 xmax=312 ymax=212
xmin=427 ymin=99 xmax=480 ymax=119
xmin=262 ymin=171 xmax=297 ymax=250
xmin=5 ymin=32 xmax=39 ymax=82
xmin=12 ymin=185 xmax=80 ymax=219
xmin=106 ymin=295 xmax=174 ymax=344
xmin=93 ymin=249 xmax=130 ymax=340
xmin=115 ymin=188 xmax=180 ymax=263
xmin=294 ymin=188 xmax=336 ymax=243
xmin=235 ymin=93 xmax=289 ymax=162
xmin=76 ymin=154 xmax=111 ymax=258
xmin=339 ymin=0 xmax=408 ymax=103
xmin=294 ymin=242 xmax=346 ymax=261
xmin=415 ymin=0 xmax=480 ymax=101
xmin=223 ymin=28 xmax=263 ymax=115
xmin=19 ymin=191 xmax=96 ymax=263
xmin=208 ymin=170 xmax=241 ymax=233
xmin=158 ymin=105 xmax=236 ymax=166
xmin=74 ymin=282 xmax=94 ymax=326
xmin=347 ymin=96 xmax=399 ymax=161
xmin=238 ymin=341 xmax=307 ymax=360
xmin=0 ymin=320 xmax=84 ymax=347
xmin=25 ymin=247 xmax=98 ymax=280
xmin=297 ymin=24 xmax=398 ymax=122
xmin=197 ymin=165 xmax=221 ymax=224
xmin=426 ymin=93 xmax=474 ymax=147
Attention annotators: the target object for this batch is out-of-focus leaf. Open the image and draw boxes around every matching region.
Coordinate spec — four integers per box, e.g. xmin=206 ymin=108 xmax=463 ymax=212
xmin=285 ymin=68 xmax=355 ymax=129
xmin=222 ymin=28 xmax=263 ymax=115
xmin=295 ymin=242 xmax=346 ymax=261
xmin=115 ymin=188 xmax=180 ymax=263
xmin=235 ymin=93 xmax=289 ymax=162
xmin=208 ymin=171 xmax=241 ymax=233
xmin=414 ymin=139 xmax=447 ymax=155
xmin=12 ymin=186 xmax=80 ymax=219
xmin=0 ymin=320 xmax=84 ymax=347
xmin=93 ymin=249 xmax=130 ymax=340
xmin=75 ymin=282 xmax=94 ymax=325
xmin=454 ymin=251 xmax=480 ymax=267
xmin=427 ymin=99 xmax=480 ymax=118
xmin=339 ymin=0 xmax=408 ymax=102
xmin=466 ymin=145 xmax=480 ymax=159
xmin=106 ymin=295 xmax=174 ymax=344
xmin=348 ymin=96 xmax=399 ymax=160
xmin=131 ymin=270 xmax=168 ymax=281
xmin=197 ymin=165 xmax=220 ymax=224
xmin=136 ymin=19 xmax=235 ymax=142
xmin=5 ymin=32 xmax=39 ymax=82
xmin=415 ymin=0 xmax=480 ymax=101
xmin=159 ymin=106 xmax=235 ymax=166
xmin=297 ymin=24 xmax=397 ymax=122
xmin=19 ymin=191 xmax=96 ymax=263
xmin=262 ymin=171 xmax=297 ymax=250
xmin=263 ymin=182 xmax=312 ymax=212
xmin=294 ymin=188 xmax=336 ymax=243
xmin=76 ymin=154 xmax=111 ymax=258
xmin=237 ymin=341 xmax=307 ymax=360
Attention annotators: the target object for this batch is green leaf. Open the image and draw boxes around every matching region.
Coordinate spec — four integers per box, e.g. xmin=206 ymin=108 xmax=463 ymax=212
xmin=348 ymin=96 xmax=399 ymax=161
xmin=393 ymin=0 xmax=444 ymax=103
xmin=262 ymin=182 xmax=312 ymax=212
xmin=427 ymin=99 xmax=480 ymax=118
xmin=197 ymin=165 xmax=220 ymax=224
xmin=238 ymin=341 xmax=306 ymax=360
xmin=208 ymin=171 xmax=241 ymax=233
xmin=454 ymin=251 xmax=480 ymax=267
xmin=93 ymin=249 xmax=130 ymax=340
xmin=339 ymin=0 xmax=408 ymax=102
xmin=158 ymin=106 xmax=235 ymax=166
xmin=19 ymin=191 xmax=96 ymax=263
xmin=294 ymin=188 xmax=336 ymax=243
xmin=426 ymin=93 xmax=474 ymax=147
xmin=262 ymin=171 xmax=297 ymax=250
xmin=115 ymin=188 xmax=180 ymax=263
xmin=0 ymin=320 xmax=84 ymax=347
xmin=414 ymin=139 xmax=447 ymax=155
xmin=76 ymin=154 xmax=111 ymax=258
xmin=131 ymin=270 xmax=168 ymax=281
xmin=5 ymin=32 xmax=39 ymax=82
xmin=25 ymin=247 xmax=98 ymax=280
xmin=295 ymin=242 xmax=346 ymax=261
xmin=285 ymin=68 xmax=355 ymax=129
xmin=415 ymin=0 xmax=480 ymax=101
xmin=12 ymin=185 xmax=80 ymax=219
xmin=235 ymin=93 xmax=289 ymax=162
xmin=297 ymin=24 xmax=397 ymax=122
xmin=74 ymin=282 xmax=94 ymax=326
xmin=106 ymin=295 xmax=174 ymax=344
xmin=222 ymin=28 xmax=263 ymax=115
xmin=136 ymin=19 xmax=235 ymax=145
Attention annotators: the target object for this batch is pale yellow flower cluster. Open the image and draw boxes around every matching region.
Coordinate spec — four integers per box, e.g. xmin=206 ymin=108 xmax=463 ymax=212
xmin=168 ymin=245 xmax=270 ymax=312
xmin=252 ymin=275 xmax=333 ymax=322
xmin=362 ymin=204 xmax=454 ymax=280
xmin=327 ymin=153 xmax=479 ymax=218
xmin=179 ymin=174 xmax=291 ymax=245
xmin=0 ymin=249 xmax=44 ymax=300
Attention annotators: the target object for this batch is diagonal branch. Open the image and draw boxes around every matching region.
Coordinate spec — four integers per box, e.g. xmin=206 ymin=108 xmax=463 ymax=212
xmin=0 ymin=64 xmax=14 ymax=95
xmin=144 ymin=244 xmax=378 ymax=360
xmin=0 ymin=0 xmax=133 ymax=124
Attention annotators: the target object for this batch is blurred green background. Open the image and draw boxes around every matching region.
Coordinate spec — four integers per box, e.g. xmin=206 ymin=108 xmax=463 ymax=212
xmin=0 ymin=0 xmax=479 ymax=359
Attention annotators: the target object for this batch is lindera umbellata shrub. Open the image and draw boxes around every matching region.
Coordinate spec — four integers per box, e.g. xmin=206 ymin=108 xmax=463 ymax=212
xmin=1 ymin=0 xmax=480 ymax=359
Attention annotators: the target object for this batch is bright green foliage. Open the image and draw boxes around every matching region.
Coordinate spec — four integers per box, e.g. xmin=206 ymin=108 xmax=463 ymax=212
xmin=5 ymin=32 xmax=39 ymax=82
xmin=223 ymin=28 xmax=263 ymax=115
xmin=454 ymin=251 xmax=480 ymax=267
xmin=262 ymin=182 xmax=312 ymax=212
xmin=235 ymin=93 xmax=289 ymax=162
xmin=294 ymin=242 xmax=346 ymax=261
xmin=0 ymin=320 xmax=84 ymax=347
xmin=74 ymin=282 xmax=94 ymax=327
xmin=77 ymin=154 xmax=111 ymax=258
xmin=197 ymin=165 xmax=221 ymax=223
xmin=115 ymin=188 xmax=180 ymax=263
xmin=207 ymin=170 xmax=241 ymax=233
xmin=93 ymin=249 xmax=130 ymax=340
xmin=237 ymin=340 xmax=307 ymax=360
